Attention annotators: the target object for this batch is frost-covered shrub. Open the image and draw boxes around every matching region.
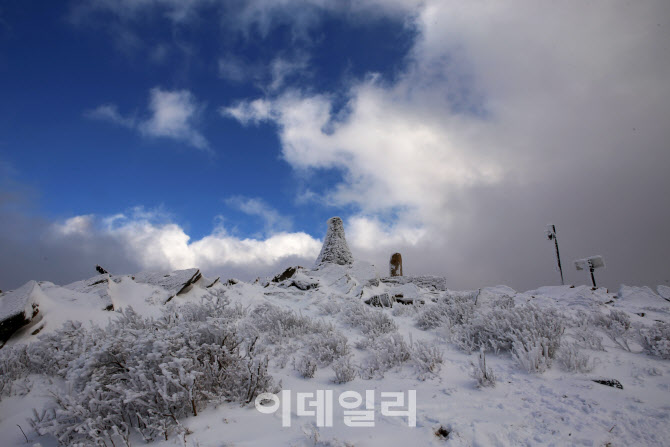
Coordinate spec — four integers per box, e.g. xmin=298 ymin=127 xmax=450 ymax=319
xmin=471 ymin=348 xmax=495 ymax=387
xmin=453 ymin=304 xmax=564 ymax=360
xmin=0 ymin=345 xmax=30 ymax=399
xmin=28 ymin=303 xmax=276 ymax=446
xmin=360 ymin=333 xmax=412 ymax=379
xmin=556 ymin=342 xmax=595 ymax=373
xmin=392 ymin=302 xmax=420 ymax=317
xmin=594 ymin=310 xmax=632 ymax=351
xmin=332 ymin=356 xmax=357 ymax=384
xmin=295 ymin=355 xmax=318 ymax=378
xmin=318 ymin=299 xmax=343 ymax=316
xmin=307 ymin=331 xmax=350 ymax=365
xmin=342 ymin=301 xmax=397 ymax=336
xmin=571 ymin=312 xmax=605 ymax=351
xmin=640 ymin=322 xmax=670 ymax=359
xmin=250 ymin=303 xmax=323 ymax=342
xmin=416 ymin=294 xmax=475 ymax=330
xmin=412 ymin=343 xmax=444 ymax=380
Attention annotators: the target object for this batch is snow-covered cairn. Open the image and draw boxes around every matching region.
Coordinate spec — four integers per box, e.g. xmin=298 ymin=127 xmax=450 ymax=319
xmin=315 ymin=216 xmax=354 ymax=266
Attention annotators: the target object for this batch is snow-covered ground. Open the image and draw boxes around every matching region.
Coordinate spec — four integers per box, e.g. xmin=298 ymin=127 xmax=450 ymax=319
xmin=1 ymin=262 xmax=669 ymax=447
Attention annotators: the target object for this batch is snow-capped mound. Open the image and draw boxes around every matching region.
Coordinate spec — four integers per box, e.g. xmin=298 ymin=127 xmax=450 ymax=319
xmin=314 ymin=216 xmax=354 ymax=267
xmin=657 ymin=285 xmax=670 ymax=301
xmin=522 ymin=285 xmax=614 ymax=310
xmin=615 ymin=285 xmax=670 ymax=318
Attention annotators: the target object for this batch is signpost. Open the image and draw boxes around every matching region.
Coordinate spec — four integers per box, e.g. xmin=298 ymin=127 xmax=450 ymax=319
xmin=574 ymin=255 xmax=605 ymax=288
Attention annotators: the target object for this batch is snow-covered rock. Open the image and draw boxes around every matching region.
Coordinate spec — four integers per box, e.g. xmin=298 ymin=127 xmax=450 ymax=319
xmin=381 ymin=275 xmax=447 ymax=291
xmin=63 ymin=274 xmax=115 ymax=310
xmin=0 ymin=281 xmax=41 ymax=343
xmin=133 ymin=268 xmax=202 ymax=301
xmin=314 ymin=216 xmax=354 ymax=267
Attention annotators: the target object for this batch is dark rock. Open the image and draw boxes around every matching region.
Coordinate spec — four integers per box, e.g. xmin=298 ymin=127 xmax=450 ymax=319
xmin=226 ymin=278 xmax=240 ymax=286
xmin=289 ymin=280 xmax=319 ymax=291
xmin=95 ymin=265 xmax=109 ymax=275
xmin=593 ymin=379 xmax=623 ymax=389
xmin=272 ymin=266 xmax=303 ymax=283
xmin=206 ymin=277 xmax=220 ymax=288
xmin=435 ymin=426 xmax=450 ymax=439
xmin=390 ymin=253 xmax=403 ymax=277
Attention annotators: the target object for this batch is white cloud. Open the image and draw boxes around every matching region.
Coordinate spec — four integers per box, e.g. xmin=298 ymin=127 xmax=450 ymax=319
xmin=86 ymin=88 xmax=209 ymax=151
xmin=140 ymin=88 xmax=209 ymax=150
xmin=48 ymin=209 xmax=321 ymax=276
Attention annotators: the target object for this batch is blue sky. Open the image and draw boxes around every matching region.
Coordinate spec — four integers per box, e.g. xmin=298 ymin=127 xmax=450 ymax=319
xmin=1 ymin=1 xmax=669 ymax=291
xmin=1 ymin=1 xmax=412 ymax=239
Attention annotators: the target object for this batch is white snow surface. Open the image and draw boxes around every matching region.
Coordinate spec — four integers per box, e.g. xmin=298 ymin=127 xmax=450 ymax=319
xmin=1 ymin=263 xmax=670 ymax=447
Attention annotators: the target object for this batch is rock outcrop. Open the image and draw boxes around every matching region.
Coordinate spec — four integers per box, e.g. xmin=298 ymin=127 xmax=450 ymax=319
xmin=315 ymin=217 xmax=354 ymax=267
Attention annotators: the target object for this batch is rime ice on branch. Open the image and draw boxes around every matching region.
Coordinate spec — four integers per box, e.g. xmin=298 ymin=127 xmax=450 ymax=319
xmin=315 ymin=217 xmax=354 ymax=267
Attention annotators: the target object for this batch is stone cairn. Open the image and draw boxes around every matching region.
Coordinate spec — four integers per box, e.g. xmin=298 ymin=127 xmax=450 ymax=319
xmin=315 ymin=217 xmax=354 ymax=266
xmin=390 ymin=252 xmax=403 ymax=276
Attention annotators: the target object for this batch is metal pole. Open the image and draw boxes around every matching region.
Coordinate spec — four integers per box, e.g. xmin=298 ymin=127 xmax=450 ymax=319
xmin=590 ymin=265 xmax=597 ymax=288
xmin=551 ymin=225 xmax=564 ymax=285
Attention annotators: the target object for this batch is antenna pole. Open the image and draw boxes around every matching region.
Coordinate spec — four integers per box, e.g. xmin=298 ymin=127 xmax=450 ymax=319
xmin=548 ymin=225 xmax=564 ymax=285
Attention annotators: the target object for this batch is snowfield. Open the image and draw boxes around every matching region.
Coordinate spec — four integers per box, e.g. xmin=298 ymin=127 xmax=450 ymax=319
xmin=1 ymin=262 xmax=669 ymax=447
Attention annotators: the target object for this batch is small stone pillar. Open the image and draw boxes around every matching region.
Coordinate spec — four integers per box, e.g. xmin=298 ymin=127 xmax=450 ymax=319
xmin=389 ymin=252 xmax=403 ymax=277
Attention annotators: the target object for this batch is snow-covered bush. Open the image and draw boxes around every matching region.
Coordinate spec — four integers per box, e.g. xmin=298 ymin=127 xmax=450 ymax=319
xmin=0 ymin=345 xmax=30 ymax=399
xmin=593 ymin=309 xmax=632 ymax=351
xmin=416 ymin=294 xmax=475 ymax=330
xmin=318 ymin=299 xmax=343 ymax=316
xmin=295 ymin=355 xmax=318 ymax=378
xmin=453 ymin=304 xmax=564 ymax=358
xmin=412 ymin=342 xmax=444 ymax=380
xmin=471 ymin=348 xmax=495 ymax=387
xmin=250 ymin=302 xmax=323 ymax=342
xmin=332 ymin=356 xmax=357 ymax=384
xmin=359 ymin=333 xmax=412 ymax=379
xmin=640 ymin=322 xmax=670 ymax=359
xmin=392 ymin=302 xmax=420 ymax=317
xmin=556 ymin=342 xmax=595 ymax=373
xmin=571 ymin=312 xmax=605 ymax=351
xmin=26 ymin=302 xmax=277 ymax=446
xmin=307 ymin=331 xmax=350 ymax=365
xmin=342 ymin=301 xmax=397 ymax=336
